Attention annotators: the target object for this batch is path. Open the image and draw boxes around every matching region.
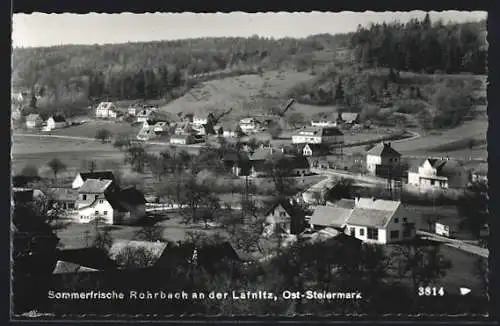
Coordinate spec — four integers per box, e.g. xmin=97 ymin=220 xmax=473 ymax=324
xmin=417 ymin=230 xmax=488 ymax=258
xmin=310 ymin=168 xmax=388 ymax=185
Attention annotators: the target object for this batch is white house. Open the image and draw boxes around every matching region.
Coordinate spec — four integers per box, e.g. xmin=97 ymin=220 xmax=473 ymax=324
xmin=311 ymin=120 xmax=337 ymax=128
xmin=136 ymin=108 xmax=155 ymax=122
xmin=170 ymin=134 xmax=193 ymax=145
xmin=302 ymin=144 xmax=330 ymax=157
xmin=239 ymin=117 xmax=260 ymax=133
xmin=292 ymin=127 xmax=344 ymax=145
xmin=193 ymin=116 xmax=208 ymax=126
xmin=407 ymin=158 xmax=468 ymax=190
xmin=46 ymin=115 xmax=68 ymax=130
xmin=25 ymin=113 xmax=43 ymax=129
xmin=72 ymin=171 xmax=116 ymax=189
xmin=75 ymin=181 xmax=146 ymax=225
xmin=309 ymin=197 xmax=417 ymax=245
xmin=95 ymin=102 xmax=118 ymax=119
xmin=263 ymin=198 xmax=307 ymax=236
xmin=366 ymin=142 xmax=402 ymax=177
xmin=136 ymin=126 xmax=156 ymax=141
xmin=128 ymin=107 xmax=137 ymax=116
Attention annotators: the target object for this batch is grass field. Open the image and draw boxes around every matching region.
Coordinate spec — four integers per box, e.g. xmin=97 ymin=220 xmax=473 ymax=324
xmin=159 ymin=70 xmax=318 ymax=120
xmin=44 ymin=120 xmax=141 ymax=139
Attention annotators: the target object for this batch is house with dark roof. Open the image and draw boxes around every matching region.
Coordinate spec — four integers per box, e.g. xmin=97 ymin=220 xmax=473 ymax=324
xmin=56 ymin=247 xmax=118 ymax=271
xmin=366 ymin=142 xmax=402 ymax=178
xmin=72 ymin=171 xmax=116 ymax=189
xmin=48 ymin=187 xmax=79 ymax=210
xmin=247 ymin=148 xmax=311 ymax=177
xmin=263 ymin=198 xmax=307 ymax=236
xmin=73 ymin=175 xmax=146 ymax=224
xmin=170 ymin=134 xmax=194 ymax=145
xmin=309 ymin=197 xmax=417 ymax=244
xmin=340 ymin=112 xmax=360 ymax=124
xmin=46 ymin=115 xmax=68 ymax=130
xmin=292 ymin=126 xmax=344 ymax=145
xmin=407 ymin=157 xmax=468 ymax=190
xmin=96 ymin=102 xmax=118 ymax=119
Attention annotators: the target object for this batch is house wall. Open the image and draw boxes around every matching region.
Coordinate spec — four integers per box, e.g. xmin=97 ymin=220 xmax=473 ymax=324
xmin=384 ymin=211 xmax=416 ymax=243
xmin=26 ymin=119 xmax=42 ymax=128
xmin=347 ymin=225 xmax=386 ymax=244
xmin=77 ymin=200 xmax=115 ymax=224
xmin=170 ymin=138 xmax=187 ymax=145
xmin=72 ymin=175 xmax=84 ymax=189
xmin=76 ymin=193 xmax=106 ymax=209
xmin=447 ymin=169 xmax=468 ymax=189
xmin=265 ymin=205 xmax=292 ymax=234
xmin=303 ymin=146 xmax=313 ymax=156
xmin=366 ymin=154 xmax=381 ymax=174
xmin=419 ymin=177 xmax=448 ymax=189
xmin=407 ymin=172 xmax=420 ymax=186
xmin=291 ymin=168 xmax=310 ymax=176
xmin=292 ymin=135 xmax=321 ymax=144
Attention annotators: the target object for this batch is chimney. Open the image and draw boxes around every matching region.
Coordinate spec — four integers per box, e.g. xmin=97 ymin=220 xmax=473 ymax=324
xmin=281 ymin=146 xmax=285 ymax=153
xmin=355 ymin=195 xmax=360 ymax=206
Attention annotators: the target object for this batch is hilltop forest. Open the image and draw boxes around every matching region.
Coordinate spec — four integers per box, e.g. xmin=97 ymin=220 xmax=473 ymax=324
xmin=12 ymin=14 xmax=486 ymax=125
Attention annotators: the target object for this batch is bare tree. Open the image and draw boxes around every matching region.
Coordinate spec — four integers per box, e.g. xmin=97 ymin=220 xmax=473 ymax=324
xmin=20 ymin=164 xmax=39 ymax=177
xmin=47 ymin=158 xmax=66 ymax=179
xmin=134 ymin=225 xmax=166 ymax=242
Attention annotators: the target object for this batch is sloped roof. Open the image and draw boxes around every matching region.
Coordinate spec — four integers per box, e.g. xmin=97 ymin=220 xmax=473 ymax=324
xmin=347 ymin=208 xmax=395 ymax=229
xmin=432 ymin=159 xmax=464 ymax=177
xmin=296 ymin=126 xmax=343 ymax=137
xmin=333 ymin=198 xmax=356 ymax=209
xmin=367 ymin=143 xmax=402 ymax=157
xmin=53 ymin=260 xmax=99 ymax=274
xmin=108 ymin=240 xmax=169 ymax=267
xmin=309 ymin=205 xmax=353 ymax=227
xmin=341 ymin=112 xmax=359 ymax=122
xmin=56 ymin=247 xmax=118 ymax=270
xmin=78 ymin=179 xmax=113 ymax=194
xmin=118 ymin=187 xmax=147 ymax=205
xmin=49 ymin=187 xmax=79 ymax=201
xmin=50 ymin=115 xmax=66 ymax=122
xmin=304 ymin=143 xmax=330 ymax=152
xmin=265 ymin=198 xmax=306 ymax=221
xmin=79 ymin=171 xmax=115 ymax=182
xmin=355 ymin=198 xmax=401 ymax=211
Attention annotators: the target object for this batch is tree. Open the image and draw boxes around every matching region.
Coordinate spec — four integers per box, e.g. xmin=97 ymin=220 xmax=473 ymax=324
xmin=268 ymin=123 xmax=282 ymax=140
xmin=20 ymin=164 xmax=39 ymax=177
xmin=325 ymin=178 xmax=355 ymax=201
xmin=47 ymin=158 xmax=66 ymax=179
xmin=114 ymin=246 xmax=158 ymax=269
xmin=457 ymin=180 xmax=488 ymax=237
xmin=134 ymin=225 xmax=166 ymax=242
xmin=93 ymin=228 xmax=113 ymax=253
xmin=95 ymin=128 xmax=113 ymax=143
xmin=263 ymin=156 xmax=296 ymax=197
xmin=124 ymin=144 xmax=148 ymax=173
xmin=286 ymin=112 xmax=306 ymax=129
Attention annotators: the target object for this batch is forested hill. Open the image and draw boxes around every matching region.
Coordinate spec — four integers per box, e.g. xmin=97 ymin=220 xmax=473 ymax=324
xmin=349 ymin=15 xmax=487 ymax=74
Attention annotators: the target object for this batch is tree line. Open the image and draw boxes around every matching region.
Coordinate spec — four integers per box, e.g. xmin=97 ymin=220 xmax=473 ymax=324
xmin=349 ymin=14 xmax=487 ymax=74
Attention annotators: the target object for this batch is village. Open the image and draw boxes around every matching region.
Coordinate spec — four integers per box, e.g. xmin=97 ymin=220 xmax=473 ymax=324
xmin=11 ymin=11 xmax=489 ymax=318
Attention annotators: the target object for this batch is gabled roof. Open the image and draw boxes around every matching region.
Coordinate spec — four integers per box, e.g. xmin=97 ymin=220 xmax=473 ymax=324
xmin=309 ymin=205 xmax=353 ymax=227
xmin=296 ymin=126 xmax=343 ymax=137
xmin=56 ymin=247 xmax=118 ymax=270
xmin=104 ymin=187 xmax=146 ymax=212
xmin=78 ymin=179 xmax=113 ymax=194
xmin=347 ymin=207 xmax=395 ymax=229
xmin=410 ymin=158 xmax=464 ymax=177
xmin=49 ymin=187 xmax=79 ymax=201
xmin=50 ymin=115 xmax=66 ymax=122
xmin=98 ymin=102 xmax=114 ymax=109
xmin=265 ymin=198 xmax=306 ymax=221
xmin=367 ymin=142 xmax=402 ymax=157
xmin=355 ymin=198 xmax=401 ymax=211
xmin=79 ymin=171 xmax=115 ymax=182
xmin=304 ymin=143 xmax=330 ymax=152
xmin=108 ymin=240 xmax=169 ymax=268
xmin=53 ymin=260 xmax=98 ymax=274
xmin=341 ymin=112 xmax=359 ymax=122
xmin=333 ymin=198 xmax=356 ymax=209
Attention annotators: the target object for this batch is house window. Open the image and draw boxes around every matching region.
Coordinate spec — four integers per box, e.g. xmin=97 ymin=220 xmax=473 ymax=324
xmin=279 ymin=211 xmax=287 ymax=217
xmin=403 ymin=227 xmax=412 ymax=237
xmin=359 ymin=228 xmax=365 ymax=236
xmin=95 ymin=211 xmax=99 ymax=215
xmin=82 ymin=194 xmax=87 ymax=200
xmin=103 ymin=211 xmax=108 ymax=215
xmin=68 ymin=203 xmax=74 ymax=209
xmin=349 ymin=227 xmax=355 ymax=235
xmin=394 ymin=218 xmax=399 ymax=223
xmin=367 ymin=228 xmax=378 ymax=240
xmin=390 ymin=230 xmax=400 ymax=239
xmin=95 ymin=195 xmax=99 ymax=200
xmin=403 ymin=218 xmax=408 ymax=223
xmin=431 ymin=180 xmax=435 ymax=186
xmin=99 ymin=200 xmax=103 ymax=204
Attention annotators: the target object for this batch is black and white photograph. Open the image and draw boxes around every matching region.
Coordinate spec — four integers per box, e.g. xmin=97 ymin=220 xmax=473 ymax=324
xmin=11 ymin=11 xmax=489 ymax=319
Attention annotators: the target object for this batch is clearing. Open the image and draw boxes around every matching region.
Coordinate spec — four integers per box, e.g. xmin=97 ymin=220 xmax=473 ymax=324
xmin=159 ymin=70 xmax=318 ymax=119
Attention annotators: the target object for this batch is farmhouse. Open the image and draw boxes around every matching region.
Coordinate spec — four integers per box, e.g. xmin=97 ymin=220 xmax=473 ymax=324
xmin=239 ymin=117 xmax=260 ymax=134
xmin=46 ymin=115 xmax=68 ymax=130
xmin=49 ymin=187 xmax=79 ymax=210
xmin=25 ymin=113 xmax=43 ymax=129
xmin=136 ymin=126 xmax=157 ymax=141
xmin=340 ymin=112 xmax=360 ymax=124
xmin=247 ymin=148 xmax=310 ymax=177
xmin=470 ymin=162 xmax=487 ymax=184
xmin=11 ymin=106 xmax=22 ymax=120
xmin=309 ymin=197 xmax=416 ymax=244
xmin=72 ymin=171 xmax=116 ymax=189
xmin=75 ymin=180 xmax=146 ymax=225
xmin=56 ymin=247 xmax=118 ymax=271
xmin=263 ymin=198 xmax=307 ymax=236
xmin=222 ymin=151 xmax=251 ymax=176
xmin=95 ymin=102 xmax=118 ymax=119
xmin=434 ymin=222 xmax=459 ymax=238
xmin=366 ymin=142 xmax=402 ymax=178
xmin=302 ymin=143 xmax=330 ymax=157
xmin=291 ymin=126 xmax=344 ymax=145
xmin=407 ymin=158 xmax=468 ymax=190
xmin=170 ymin=134 xmax=194 ymax=145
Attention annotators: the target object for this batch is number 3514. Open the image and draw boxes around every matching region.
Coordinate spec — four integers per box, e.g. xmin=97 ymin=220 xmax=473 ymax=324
xmin=418 ymin=286 xmax=445 ymax=296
